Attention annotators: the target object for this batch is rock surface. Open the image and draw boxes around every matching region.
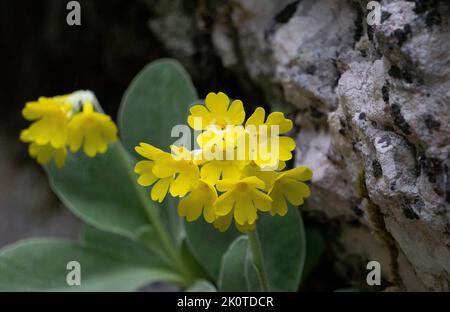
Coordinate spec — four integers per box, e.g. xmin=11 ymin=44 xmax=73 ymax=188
xmin=150 ymin=0 xmax=450 ymax=291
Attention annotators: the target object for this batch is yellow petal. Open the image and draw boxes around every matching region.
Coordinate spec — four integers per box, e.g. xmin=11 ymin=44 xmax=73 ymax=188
xmin=269 ymin=189 xmax=288 ymax=216
xmin=151 ymin=177 xmax=172 ymax=202
xmin=245 ymin=107 xmax=265 ymax=128
xmin=234 ymin=198 xmax=256 ymax=225
xmin=135 ymin=143 xmax=164 ymax=160
xmin=251 ymin=189 xmax=272 ymax=212
xmin=188 ymin=105 xmax=213 ymax=129
xmin=283 ymin=180 xmax=311 ymax=206
xmin=227 ymin=99 xmax=245 ymax=125
xmin=178 ymin=193 xmax=203 ymax=222
xmin=205 ymin=92 xmax=229 ymax=115
xmin=285 ymin=166 xmax=313 ymax=181
xmin=214 ymin=212 xmax=233 ymax=232
xmin=214 ymin=191 xmax=235 ymax=216
xmin=241 ymin=176 xmax=265 ymax=190
xmin=200 ymin=161 xmax=222 ymax=185
xmin=266 ymin=112 xmax=293 ymax=134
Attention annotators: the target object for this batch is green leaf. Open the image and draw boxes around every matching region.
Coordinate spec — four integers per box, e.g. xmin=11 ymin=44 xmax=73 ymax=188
xmin=186 ymin=280 xmax=217 ymax=292
xmin=118 ymin=58 xmax=198 ymax=153
xmin=301 ymin=226 xmax=326 ymax=284
xmin=253 ymin=205 xmax=306 ymax=292
xmin=218 ymin=236 xmax=249 ymax=292
xmin=81 ymin=225 xmax=168 ymax=269
xmin=46 ymin=143 xmax=151 ymax=240
xmin=185 ymin=218 xmax=240 ymax=281
xmin=0 ymin=239 xmax=181 ymax=291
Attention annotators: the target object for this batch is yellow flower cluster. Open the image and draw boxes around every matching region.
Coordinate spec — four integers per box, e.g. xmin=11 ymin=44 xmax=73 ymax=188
xmin=135 ymin=92 xmax=312 ymax=233
xmin=20 ymin=91 xmax=118 ymax=167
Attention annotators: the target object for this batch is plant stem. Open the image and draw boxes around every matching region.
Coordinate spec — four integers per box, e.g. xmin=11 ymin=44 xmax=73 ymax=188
xmin=114 ymin=142 xmax=193 ymax=286
xmin=247 ymin=227 xmax=270 ymax=292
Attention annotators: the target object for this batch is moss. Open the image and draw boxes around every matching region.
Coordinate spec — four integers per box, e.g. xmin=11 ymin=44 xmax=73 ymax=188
xmin=356 ymin=169 xmax=369 ymax=198
xmin=356 ymin=169 xmax=404 ymax=289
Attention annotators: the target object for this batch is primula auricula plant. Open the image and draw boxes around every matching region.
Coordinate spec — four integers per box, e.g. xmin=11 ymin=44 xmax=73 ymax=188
xmin=134 ymin=91 xmax=312 ymax=233
xmin=6 ymin=59 xmax=315 ymax=292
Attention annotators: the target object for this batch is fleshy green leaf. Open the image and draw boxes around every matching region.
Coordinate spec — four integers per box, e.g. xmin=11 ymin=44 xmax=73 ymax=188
xmin=0 ymin=239 xmax=181 ymax=291
xmin=252 ymin=205 xmax=307 ymax=292
xmin=185 ymin=218 xmax=240 ymax=281
xmin=46 ymin=143 xmax=152 ymax=240
xmin=186 ymin=280 xmax=217 ymax=292
xmin=218 ymin=236 xmax=249 ymax=292
xmin=301 ymin=226 xmax=326 ymax=284
xmin=118 ymin=58 xmax=198 ymax=153
xmin=81 ymin=225 xmax=168 ymax=268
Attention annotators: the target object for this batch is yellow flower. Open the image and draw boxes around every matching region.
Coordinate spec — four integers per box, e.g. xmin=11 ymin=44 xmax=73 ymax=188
xmin=178 ymin=180 xmax=217 ymax=223
xmin=135 ymin=143 xmax=200 ymax=201
xmin=21 ymin=95 xmax=72 ymax=148
xmin=187 ymin=92 xmax=245 ymax=130
xmin=213 ymin=212 xmax=256 ymax=233
xmin=268 ymin=166 xmax=312 ymax=216
xmin=245 ymin=107 xmax=295 ymax=169
xmin=67 ymin=102 xmax=118 ymax=157
xmin=27 ymin=141 xmax=67 ymax=168
xmin=215 ymin=176 xmax=272 ymax=226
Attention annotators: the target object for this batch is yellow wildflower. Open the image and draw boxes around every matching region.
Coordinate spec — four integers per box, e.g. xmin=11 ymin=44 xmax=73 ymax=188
xmin=135 ymin=143 xmax=200 ymax=201
xmin=268 ymin=166 xmax=313 ymax=216
xmin=245 ymin=107 xmax=295 ymax=169
xmin=215 ymin=176 xmax=272 ymax=226
xmin=187 ymin=92 xmax=245 ymax=130
xmin=28 ymin=142 xmax=67 ymax=168
xmin=134 ymin=91 xmax=312 ymax=232
xmin=21 ymin=95 xmax=72 ymax=148
xmin=178 ymin=180 xmax=217 ymax=223
xmin=67 ymin=102 xmax=118 ymax=157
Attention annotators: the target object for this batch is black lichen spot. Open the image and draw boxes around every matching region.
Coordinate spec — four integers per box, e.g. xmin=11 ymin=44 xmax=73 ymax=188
xmin=339 ymin=128 xmax=346 ymax=136
xmin=390 ymin=181 xmax=396 ymax=191
xmin=359 ymin=112 xmax=367 ymax=120
xmin=305 ymin=64 xmax=316 ymax=75
xmin=403 ymin=207 xmax=420 ymax=220
xmin=372 ymin=159 xmax=383 ymax=178
xmin=382 ymin=85 xmax=389 ymax=103
xmin=424 ymin=114 xmax=441 ymax=131
xmin=426 ymin=9 xmax=442 ymax=27
xmin=381 ymin=11 xmax=392 ymax=23
xmin=391 ymin=103 xmax=411 ymax=135
xmin=378 ymin=135 xmax=392 ymax=149
xmin=419 ymin=155 xmax=441 ymax=183
xmin=388 ymin=65 xmax=402 ymax=79
xmin=275 ymin=0 xmax=300 ymax=24
xmin=393 ymin=25 xmax=411 ymax=47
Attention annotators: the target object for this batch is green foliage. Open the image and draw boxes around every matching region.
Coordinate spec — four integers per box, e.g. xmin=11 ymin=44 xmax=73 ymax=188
xmin=0 ymin=239 xmax=180 ymax=291
xmin=218 ymin=236 xmax=249 ymax=292
xmin=119 ymin=58 xmax=198 ymax=153
xmin=46 ymin=143 xmax=150 ymax=240
xmin=0 ymin=58 xmax=323 ymax=292
xmin=185 ymin=218 xmax=240 ymax=281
